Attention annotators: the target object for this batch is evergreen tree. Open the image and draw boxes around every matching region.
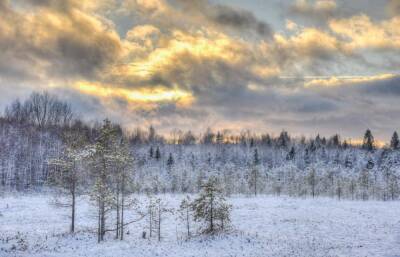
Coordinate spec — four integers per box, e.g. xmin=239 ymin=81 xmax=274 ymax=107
xmin=148 ymin=125 xmax=156 ymax=143
xmin=48 ymin=130 xmax=87 ymax=233
xmin=249 ymin=148 xmax=261 ymax=196
xmin=277 ymin=130 xmax=290 ymax=148
xmin=167 ymin=153 xmax=174 ymax=167
xmin=253 ymin=148 xmax=260 ymax=165
xmin=191 ymin=177 xmax=232 ymax=234
xmin=390 ymin=131 xmax=399 ymax=150
xmin=362 ymin=129 xmax=375 ymax=151
xmin=149 ymin=146 xmax=154 ymax=158
xmin=155 ymin=146 xmax=161 ymax=160
xmin=286 ymin=146 xmax=295 ymax=161
xmin=87 ymin=119 xmax=121 ymax=242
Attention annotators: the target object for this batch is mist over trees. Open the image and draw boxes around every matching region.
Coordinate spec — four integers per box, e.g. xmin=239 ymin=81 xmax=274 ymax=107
xmin=0 ymin=92 xmax=399 ymax=202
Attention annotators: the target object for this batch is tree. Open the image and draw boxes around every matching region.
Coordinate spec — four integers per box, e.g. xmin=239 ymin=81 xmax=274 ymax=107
xmin=149 ymin=146 xmax=154 ymax=158
xmin=167 ymin=153 xmax=174 ymax=167
xmin=307 ymin=168 xmax=317 ymax=198
xmin=155 ymin=147 xmax=161 ymax=161
xmin=148 ymin=125 xmax=156 ymax=143
xmin=154 ymin=198 xmax=172 ymax=241
xmin=329 ymin=134 xmax=341 ymax=147
xmin=191 ymin=177 xmax=232 ymax=234
xmin=87 ymin=119 xmax=121 ymax=242
xmin=277 ymin=130 xmax=290 ymax=148
xmin=111 ymin=138 xmax=134 ymax=240
xmin=286 ymin=146 xmax=295 ymax=161
xmin=178 ymin=195 xmax=192 ymax=239
xmin=216 ymin=131 xmax=224 ymax=145
xmin=48 ymin=130 xmax=87 ymax=233
xmin=248 ymin=148 xmax=261 ymax=196
xmin=5 ymin=92 xmax=73 ymax=128
xmin=362 ymin=129 xmax=375 ymax=151
xmin=359 ymin=169 xmax=370 ymax=201
xmin=390 ymin=131 xmax=399 ymax=150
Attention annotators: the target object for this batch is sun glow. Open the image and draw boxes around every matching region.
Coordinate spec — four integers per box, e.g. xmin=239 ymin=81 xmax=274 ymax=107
xmin=74 ymin=81 xmax=194 ymax=106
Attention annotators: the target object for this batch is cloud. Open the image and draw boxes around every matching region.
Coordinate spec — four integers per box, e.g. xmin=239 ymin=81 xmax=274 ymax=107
xmin=207 ymin=4 xmax=272 ymax=36
xmin=126 ymin=0 xmax=273 ymax=37
xmin=73 ymin=80 xmax=194 ymax=110
xmin=304 ymin=74 xmax=397 ymax=88
xmin=0 ymin=0 xmax=122 ymax=81
xmin=290 ymin=0 xmax=338 ymax=20
xmin=387 ymin=0 xmax=400 ymax=16
xmin=329 ymin=15 xmax=400 ymax=50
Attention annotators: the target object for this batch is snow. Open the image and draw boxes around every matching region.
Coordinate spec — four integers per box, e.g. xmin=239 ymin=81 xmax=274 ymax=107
xmin=1 ymin=194 xmax=400 ymax=257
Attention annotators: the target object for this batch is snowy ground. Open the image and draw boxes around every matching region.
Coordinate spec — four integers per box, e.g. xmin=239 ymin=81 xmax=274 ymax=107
xmin=1 ymin=194 xmax=400 ymax=257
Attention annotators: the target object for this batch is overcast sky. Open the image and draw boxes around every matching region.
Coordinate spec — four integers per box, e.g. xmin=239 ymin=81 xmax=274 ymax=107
xmin=0 ymin=0 xmax=399 ymax=141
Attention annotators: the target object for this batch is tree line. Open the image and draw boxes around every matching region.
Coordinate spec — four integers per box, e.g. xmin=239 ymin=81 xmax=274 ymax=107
xmin=1 ymin=92 xmax=399 ymax=202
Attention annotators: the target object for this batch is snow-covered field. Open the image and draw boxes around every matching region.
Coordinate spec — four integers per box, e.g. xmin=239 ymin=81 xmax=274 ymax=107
xmin=1 ymin=194 xmax=400 ymax=257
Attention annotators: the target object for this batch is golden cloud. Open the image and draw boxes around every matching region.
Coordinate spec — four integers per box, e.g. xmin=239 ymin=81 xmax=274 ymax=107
xmin=273 ymin=27 xmax=345 ymax=62
xmin=304 ymin=73 xmax=397 ymax=88
xmin=329 ymin=15 xmax=400 ymax=50
xmin=73 ymin=81 xmax=194 ymax=109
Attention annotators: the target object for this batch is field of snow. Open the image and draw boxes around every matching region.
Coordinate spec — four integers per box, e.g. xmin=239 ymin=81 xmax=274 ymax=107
xmin=1 ymin=194 xmax=400 ymax=257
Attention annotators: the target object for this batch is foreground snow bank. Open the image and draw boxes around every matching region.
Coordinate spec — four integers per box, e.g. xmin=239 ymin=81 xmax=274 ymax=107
xmin=1 ymin=194 xmax=400 ymax=257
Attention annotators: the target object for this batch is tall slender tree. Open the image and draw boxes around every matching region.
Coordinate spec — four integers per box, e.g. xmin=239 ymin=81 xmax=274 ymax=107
xmin=390 ymin=131 xmax=399 ymax=150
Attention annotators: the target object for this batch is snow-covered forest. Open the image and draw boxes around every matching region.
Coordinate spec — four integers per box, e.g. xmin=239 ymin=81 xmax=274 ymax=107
xmin=1 ymin=92 xmax=399 ymax=200
xmin=1 ymin=92 xmax=400 ymax=257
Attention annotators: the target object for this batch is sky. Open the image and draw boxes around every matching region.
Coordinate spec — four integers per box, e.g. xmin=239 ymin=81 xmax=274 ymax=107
xmin=0 ymin=0 xmax=400 ymax=141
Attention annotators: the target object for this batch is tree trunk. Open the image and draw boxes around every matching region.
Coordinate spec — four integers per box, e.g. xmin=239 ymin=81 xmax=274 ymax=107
xmin=71 ymin=184 xmax=75 ymax=233
xmin=116 ymin=185 xmax=120 ymax=239
xmin=210 ymin=196 xmax=214 ymax=233
xmin=186 ymin=207 xmax=190 ymax=238
xmin=120 ymin=190 xmax=124 ymax=240
xmin=254 ymin=169 xmax=257 ymax=197
xmin=98 ymin=199 xmax=101 ymax=243
xmin=158 ymin=203 xmax=161 ymax=242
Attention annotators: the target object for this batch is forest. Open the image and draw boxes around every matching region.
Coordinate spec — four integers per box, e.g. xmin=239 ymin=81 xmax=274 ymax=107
xmin=1 ymin=92 xmax=399 ymax=200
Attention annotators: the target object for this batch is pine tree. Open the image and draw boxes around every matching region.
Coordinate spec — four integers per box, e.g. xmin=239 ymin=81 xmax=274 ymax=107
xmin=155 ymin=147 xmax=161 ymax=161
xmin=249 ymin=148 xmax=261 ymax=196
xmin=362 ymin=129 xmax=375 ymax=151
xmin=277 ymin=130 xmax=290 ymax=148
xmin=149 ymin=146 xmax=154 ymax=158
xmin=48 ymin=130 xmax=87 ymax=233
xmin=148 ymin=125 xmax=156 ymax=143
xmin=112 ymin=138 xmax=133 ymax=240
xmin=390 ymin=131 xmax=399 ymax=150
xmin=167 ymin=153 xmax=174 ymax=167
xmin=286 ymin=146 xmax=295 ymax=161
xmin=253 ymin=148 xmax=260 ymax=166
xmin=191 ymin=177 xmax=232 ymax=234
xmin=87 ymin=119 xmax=121 ymax=242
